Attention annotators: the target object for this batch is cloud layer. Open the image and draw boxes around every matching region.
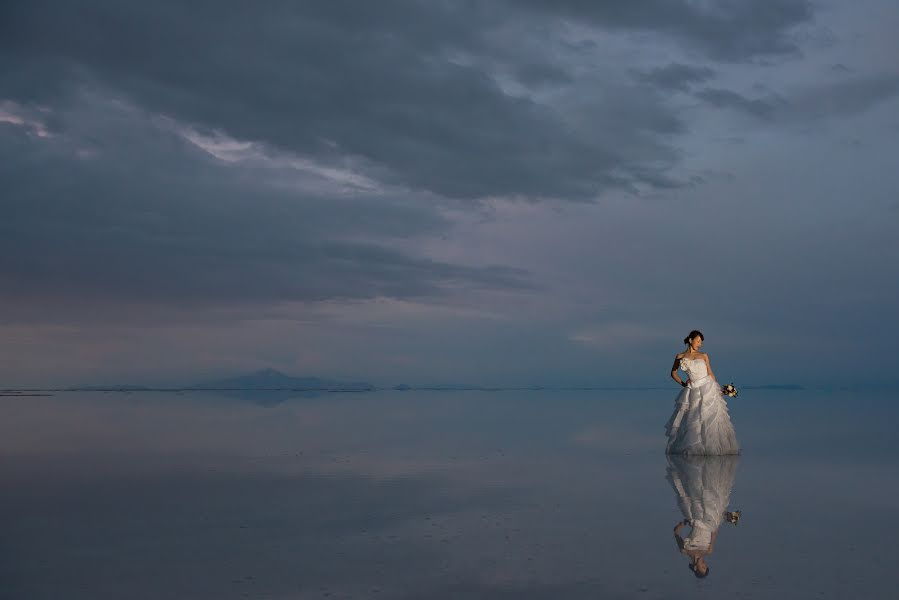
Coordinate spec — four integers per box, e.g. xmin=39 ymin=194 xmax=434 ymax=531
xmin=2 ymin=0 xmax=898 ymax=386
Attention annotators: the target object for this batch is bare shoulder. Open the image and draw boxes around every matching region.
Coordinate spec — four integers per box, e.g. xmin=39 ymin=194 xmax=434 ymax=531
xmin=675 ymin=352 xmax=685 ymax=359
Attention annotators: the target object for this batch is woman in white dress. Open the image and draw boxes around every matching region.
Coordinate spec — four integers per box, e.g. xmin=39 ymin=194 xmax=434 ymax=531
xmin=668 ymin=454 xmax=741 ymax=578
xmin=665 ymin=330 xmax=740 ymax=456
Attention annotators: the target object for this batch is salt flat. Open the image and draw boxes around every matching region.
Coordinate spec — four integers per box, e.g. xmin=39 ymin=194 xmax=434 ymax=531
xmin=1 ymin=388 xmax=896 ymax=599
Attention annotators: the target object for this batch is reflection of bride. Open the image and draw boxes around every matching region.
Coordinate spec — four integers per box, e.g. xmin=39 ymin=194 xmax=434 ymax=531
xmin=666 ymin=454 xmax=741 ymax=578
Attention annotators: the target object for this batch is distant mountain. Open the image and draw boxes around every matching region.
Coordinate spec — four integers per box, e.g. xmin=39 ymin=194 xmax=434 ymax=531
xmin=183 ymin=369 xmax=374 ymax=407
xmin=393 ymin=383 xmax=483 ymax=391
xmin=194 ymin=368 xmax=374 ymax=391
xmin=742 ymin=384 xmax=804 ymax=390
xmin=68 ymin=384 xmax=153 ymax=391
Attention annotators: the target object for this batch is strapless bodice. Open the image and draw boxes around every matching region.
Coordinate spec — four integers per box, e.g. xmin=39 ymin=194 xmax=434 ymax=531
xmin=683 ymin=521 xmax=713 ymax=551
xmin=680 ymin=357 xmax=709 ymax=385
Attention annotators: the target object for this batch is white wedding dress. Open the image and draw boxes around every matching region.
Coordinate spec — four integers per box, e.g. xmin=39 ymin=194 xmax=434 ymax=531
xmin=665 ymin=357 xmax=740 ymax=455
xmin=666 ymin=454 xmax=740 ymax=552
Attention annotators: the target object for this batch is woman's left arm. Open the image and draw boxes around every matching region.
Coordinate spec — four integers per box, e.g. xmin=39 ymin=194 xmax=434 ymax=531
xmin=703 ymin=354 xmax=717 ymax=384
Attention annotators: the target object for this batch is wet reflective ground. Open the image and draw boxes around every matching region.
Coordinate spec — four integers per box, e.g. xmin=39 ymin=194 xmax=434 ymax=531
xmin=1 ymin=388 xmax=897 ymax=599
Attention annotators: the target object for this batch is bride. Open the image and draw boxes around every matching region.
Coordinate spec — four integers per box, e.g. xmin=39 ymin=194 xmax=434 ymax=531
xmin=665 ymin=330 xmax=740 ymax=455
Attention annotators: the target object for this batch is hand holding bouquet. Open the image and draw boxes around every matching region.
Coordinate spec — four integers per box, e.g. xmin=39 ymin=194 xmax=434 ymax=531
xmin=721 ymin=383 xmax=738 ymax=397
xmin=725 ymin=510 xmax=741 ymax=525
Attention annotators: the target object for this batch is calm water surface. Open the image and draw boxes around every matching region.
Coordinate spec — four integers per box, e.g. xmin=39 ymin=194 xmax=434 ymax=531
xmin=1 ymin=388 xmax=897 ymax=599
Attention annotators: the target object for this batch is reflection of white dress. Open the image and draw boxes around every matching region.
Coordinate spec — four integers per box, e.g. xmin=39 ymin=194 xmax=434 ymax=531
xmin=666 ymin=455 xmax=740 ymax=552
xmin=665 ymin=357 xmax=740 ymax=455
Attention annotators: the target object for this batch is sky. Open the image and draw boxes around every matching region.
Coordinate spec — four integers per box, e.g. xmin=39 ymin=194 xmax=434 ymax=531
xmin=1 ymin=0 xmax=897 ymax=388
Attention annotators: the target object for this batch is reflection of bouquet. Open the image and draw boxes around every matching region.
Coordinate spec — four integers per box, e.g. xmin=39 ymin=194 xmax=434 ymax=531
xmin=721 ymin=383 xmax=739 ymax=397
xmin=725 ymin=510 xmax=742 ymax=525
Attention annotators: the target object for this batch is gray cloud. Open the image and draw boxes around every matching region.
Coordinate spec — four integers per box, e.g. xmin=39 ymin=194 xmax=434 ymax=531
xmin=0 ymin=95 xmax=534 ymax=313
xmin=0 ymin=0 xmax=818 ymax=208
xmin=694 ymin=73 xmax=899 ymax=121
xmin=516 ymin=0 xmax=814 ymax=61
xmin=0 ymin=0 xmax=692 ymax=201
xmin=1 ymin=0 xmax=898 ymax=387
xmin=513 ymin=62 xmax=576 ymax=88
xmin=695 ymin=87 xmax=781 ymax=119
xmin=634 ymin=63 xmax=716 ymax=92
xmin=792 ymin=73 xmax=899 ymax=119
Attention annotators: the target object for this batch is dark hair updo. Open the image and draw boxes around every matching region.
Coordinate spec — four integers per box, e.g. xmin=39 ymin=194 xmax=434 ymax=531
xmin=684 ymin=330 xmax=704 ymax=345
xmin=690 ymin=564 xmax=710 ymax=578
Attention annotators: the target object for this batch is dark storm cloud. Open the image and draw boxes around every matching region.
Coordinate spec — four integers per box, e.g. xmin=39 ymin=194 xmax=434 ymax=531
xmin=0 ymin=96 xmax=534 ymax=311
xmin=516 ymin=0 xmax=814 ymax=61
xmin=0 ymin=0 xmax=700 ymax=201
xmin=634 ymin=63 xmax=716 ymax=92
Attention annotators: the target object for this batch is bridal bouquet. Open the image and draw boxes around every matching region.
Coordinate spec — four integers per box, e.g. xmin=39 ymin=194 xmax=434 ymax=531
xmin=725 ymin=510 xmax=741 ymax=525
xmin=721 ymin=383 xmax=739 ymax=398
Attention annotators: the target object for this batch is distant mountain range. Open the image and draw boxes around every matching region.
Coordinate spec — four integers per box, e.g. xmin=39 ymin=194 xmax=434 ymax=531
xmin=70 ymin=369 xmax=374 ymax=392
xmin=741 ymin=384 xmax=804 ymax=390
xmin=194 ymin=368 xmax=374 ymax=391
xmin=63 ymin=371 xmax=806 ymax=393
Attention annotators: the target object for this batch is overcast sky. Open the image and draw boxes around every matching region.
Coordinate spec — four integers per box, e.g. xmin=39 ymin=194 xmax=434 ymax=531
xmin=2 ymin=0 xmax=897 ymax=387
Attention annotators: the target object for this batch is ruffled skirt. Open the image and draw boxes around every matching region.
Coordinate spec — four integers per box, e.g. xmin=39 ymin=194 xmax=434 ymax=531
xmin=665 ymin=377 xmax=740 ymax=455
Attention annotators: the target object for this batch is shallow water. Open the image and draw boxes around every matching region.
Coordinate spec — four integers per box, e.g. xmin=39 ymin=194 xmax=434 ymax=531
xmin=1 ymin=388 xmax=897 ymax=599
